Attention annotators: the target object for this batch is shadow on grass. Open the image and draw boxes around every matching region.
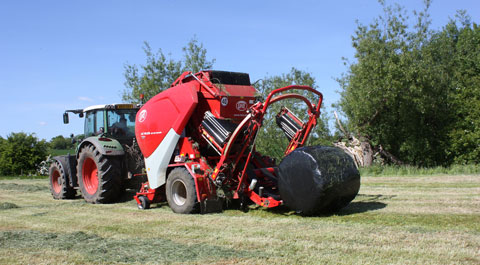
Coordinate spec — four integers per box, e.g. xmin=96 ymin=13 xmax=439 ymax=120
xmin=117 ymin=189 xmax=138 ymax=203
xmin=255 ymin=194 xmax=392 ymax=217
xmin=336 ymin=201 xmax=386 ymax=215
xmin=68 ymin=189 xmax=392 ymax=217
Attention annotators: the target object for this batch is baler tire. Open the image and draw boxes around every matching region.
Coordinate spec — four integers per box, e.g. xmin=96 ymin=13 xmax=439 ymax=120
xmin=138 ymin=196 xmax=150 ymax=210
xmin=77 ymin=144 xmax=123 ymax=204
xmin=166 ymin=168 xmax=198 ymax=214
xmin=49 ymin=161 xmax=75 ymax=199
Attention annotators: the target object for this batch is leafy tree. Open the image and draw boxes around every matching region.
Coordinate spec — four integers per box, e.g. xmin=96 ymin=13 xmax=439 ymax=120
xmin=337 ymin=1 xmax=462 ymax=166
xmin=49 ymin=135 xmax=74 ymax=150
xmin=123 ymin=37 xmax=215 ymax=103
xmin=446 ymin=17 xmax=480 ymax=164
xmin=255 ymin=68 xmax=331 ymax=160
xmin=183 ymin=38 xmax=215 ymax=74
xmin=0 ymin=132 xmax=49 ymax=175
xmin=338 ymin=0 xmax=479 ymax=166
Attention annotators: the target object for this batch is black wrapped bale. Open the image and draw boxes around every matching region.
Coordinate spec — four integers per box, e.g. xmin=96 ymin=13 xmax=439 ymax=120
xmin=277 ymin=146 xmax=360 ymax=215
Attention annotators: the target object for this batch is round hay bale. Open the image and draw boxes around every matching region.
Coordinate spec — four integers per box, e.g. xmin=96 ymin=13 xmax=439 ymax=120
xmin=277 ymin=146 xmax=360 ymax=215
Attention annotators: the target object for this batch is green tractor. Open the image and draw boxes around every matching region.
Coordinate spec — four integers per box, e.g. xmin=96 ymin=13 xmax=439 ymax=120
xmin=49 ymin=104 xmax=144 ymax=203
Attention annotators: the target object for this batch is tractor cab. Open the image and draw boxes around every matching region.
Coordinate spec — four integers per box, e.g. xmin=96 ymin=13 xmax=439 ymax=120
xmin=64 ymin=103 xmax=139 ymax=140
xmin=83 ymin=104 xmax=138 ymax=139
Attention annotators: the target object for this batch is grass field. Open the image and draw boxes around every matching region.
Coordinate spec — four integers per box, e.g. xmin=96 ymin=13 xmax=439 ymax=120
xmin=48 ymin=148 xmax=76 ymax=157
xmin=0 ymin=174 xmax=479 ymax=264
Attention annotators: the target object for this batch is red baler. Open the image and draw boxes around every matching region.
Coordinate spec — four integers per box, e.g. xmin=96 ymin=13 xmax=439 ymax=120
xmin=134 ymin=70 xmax=360 ymax=215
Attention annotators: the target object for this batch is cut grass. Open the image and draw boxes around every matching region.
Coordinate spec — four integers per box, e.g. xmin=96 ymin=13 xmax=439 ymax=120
xmin=360 ymin=164 xmax=480 ymax=176
xmin=0 ymin=175 xmax=479 ymax=264
xmin=48 ymin=148 xmax=76 ymax=157
xmin=0 ymin=230 xmax=262 ymax=264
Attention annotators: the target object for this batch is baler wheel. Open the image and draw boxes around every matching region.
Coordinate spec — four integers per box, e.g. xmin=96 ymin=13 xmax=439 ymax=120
xmin=49 ymin=161 xmax=75 ymax=199
xmin=166 ymin=168 xmax=198 ymax=214
xmin=137 ymin=196 xmax=150 ymax=210
xmin=77 ymin=144 xmax=122 ymax=203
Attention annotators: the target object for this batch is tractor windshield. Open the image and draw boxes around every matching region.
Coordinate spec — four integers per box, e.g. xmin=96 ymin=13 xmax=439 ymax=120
xmin=107 ymin=109 xmax=137 ymax=137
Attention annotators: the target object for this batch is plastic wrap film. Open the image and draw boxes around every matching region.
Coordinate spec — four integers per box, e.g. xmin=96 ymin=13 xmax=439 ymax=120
xmin=277 ymin=146 xmax=360 ymax=215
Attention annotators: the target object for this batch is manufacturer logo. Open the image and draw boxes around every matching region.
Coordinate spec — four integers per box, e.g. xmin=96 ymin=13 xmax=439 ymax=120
xmin=236 ymin=100 xmax=247 ymax=111
xmin=138 ymin=109 xmax=147 ymax=123
xmin=221 ymin=97 xmax=228 ymax=107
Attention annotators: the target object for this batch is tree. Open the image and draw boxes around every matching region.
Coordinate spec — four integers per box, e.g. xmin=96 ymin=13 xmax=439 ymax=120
xmin=122 ymin=37 xmax=215 ymax=103
xmin=336 ymin=0 xmax=466 ymax=166
xmin=49 ymin=135 xmax=73 ymax=150
xmin=337 ymin=0 xmax=480 ymax=166
xmin=446 ymin=17 xmax=480 ymax=164
xmin=255 ymin=68 xmax=331 ymax=161
xmin=0 ymin=132 xmax=49 ymax=175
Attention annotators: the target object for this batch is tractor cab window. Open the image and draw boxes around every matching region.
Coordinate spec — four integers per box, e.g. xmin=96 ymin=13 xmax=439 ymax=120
xmin=107 ymin=109 xmax=136 ymax=137
xmin=84 ymin=110 xmax=105 ymax=137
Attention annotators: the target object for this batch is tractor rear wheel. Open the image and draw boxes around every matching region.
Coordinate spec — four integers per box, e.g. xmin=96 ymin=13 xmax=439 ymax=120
xmin=166 ymin=168 xmax=198 ymax=214
xmin=49 ymin=161 xmax=75 ymax=199
xmin=77 ymin=144 xmax=123 ymax=203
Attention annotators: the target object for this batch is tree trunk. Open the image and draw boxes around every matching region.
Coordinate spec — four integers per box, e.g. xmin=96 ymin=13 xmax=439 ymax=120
xmin=333 ymin=111 xmax=374 ymax=167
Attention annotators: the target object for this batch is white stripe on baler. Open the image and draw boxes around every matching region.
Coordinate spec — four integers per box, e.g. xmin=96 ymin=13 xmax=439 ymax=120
xmin=144 ymin=128 xmax=180 ymax=189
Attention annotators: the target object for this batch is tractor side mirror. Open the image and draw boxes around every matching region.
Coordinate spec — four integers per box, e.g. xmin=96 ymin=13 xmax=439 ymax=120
xmin=63 ymin=112 xmax=69 ymax=124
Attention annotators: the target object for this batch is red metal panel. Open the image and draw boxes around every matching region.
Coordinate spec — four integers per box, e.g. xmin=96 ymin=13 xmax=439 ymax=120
xmin=135 ymin=84 xmax=198 ymax=158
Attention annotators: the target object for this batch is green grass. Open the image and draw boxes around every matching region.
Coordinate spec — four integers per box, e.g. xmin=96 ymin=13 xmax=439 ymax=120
xmin=0 ymin=175 xmax=479 ymax=264
xmin=48 ymin=148 xmax=76 ymax=157
xmin=360 ymin=164 xmax=480 ymax=176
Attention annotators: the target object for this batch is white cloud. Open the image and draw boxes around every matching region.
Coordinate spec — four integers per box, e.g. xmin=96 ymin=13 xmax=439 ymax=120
xmin=78 ymin=96 xmax=93 ymax=102
xmin=39 ymin=121 xmax=47 ymax=126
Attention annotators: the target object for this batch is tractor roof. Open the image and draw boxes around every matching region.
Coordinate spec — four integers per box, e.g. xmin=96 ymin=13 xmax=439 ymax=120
xmin=83 ymin=103 xmax=139 ymax=112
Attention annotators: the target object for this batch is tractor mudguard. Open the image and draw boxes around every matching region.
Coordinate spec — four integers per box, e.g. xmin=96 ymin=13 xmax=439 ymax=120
xmin=77 ymin=136 xmax=125 ymax=157
xmin=53 ymin=155 xmax=78 ymax=188
xmin=135 ymin=83 xmax=199 ymax=189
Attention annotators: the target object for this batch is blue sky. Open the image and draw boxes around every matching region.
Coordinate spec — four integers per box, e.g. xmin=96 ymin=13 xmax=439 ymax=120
xmin=0 ymin=0 xmax=478 ymax=141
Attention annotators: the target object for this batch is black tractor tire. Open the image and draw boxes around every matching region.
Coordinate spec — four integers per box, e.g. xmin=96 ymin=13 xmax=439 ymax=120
xmin=77 ymin=144 xmax=123 ymax=203
xmin=49 ymin=161 xmax=76 ymax=199
xmin=277 ymin=146 xmax=360 ymax=215
xmin=166 ymin=168 xmax=198 ymax=214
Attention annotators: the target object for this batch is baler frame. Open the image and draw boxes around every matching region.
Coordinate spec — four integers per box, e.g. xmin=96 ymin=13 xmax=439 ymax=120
xmin=134 ymin=71 xmax=324 ymax=212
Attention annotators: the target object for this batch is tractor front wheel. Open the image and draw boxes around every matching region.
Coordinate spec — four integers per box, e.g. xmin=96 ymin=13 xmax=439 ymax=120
xmin=166 ymin=168 xmax=198 ymax=214
xmin=49 ymin=161 xmax=75 ymax=199
xmin=77 ymin=144 xmax=123 ymax=203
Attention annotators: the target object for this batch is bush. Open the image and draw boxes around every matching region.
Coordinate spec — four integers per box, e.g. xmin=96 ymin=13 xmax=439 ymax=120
xmin=0 ymin=132 xmax=48 ymax=176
